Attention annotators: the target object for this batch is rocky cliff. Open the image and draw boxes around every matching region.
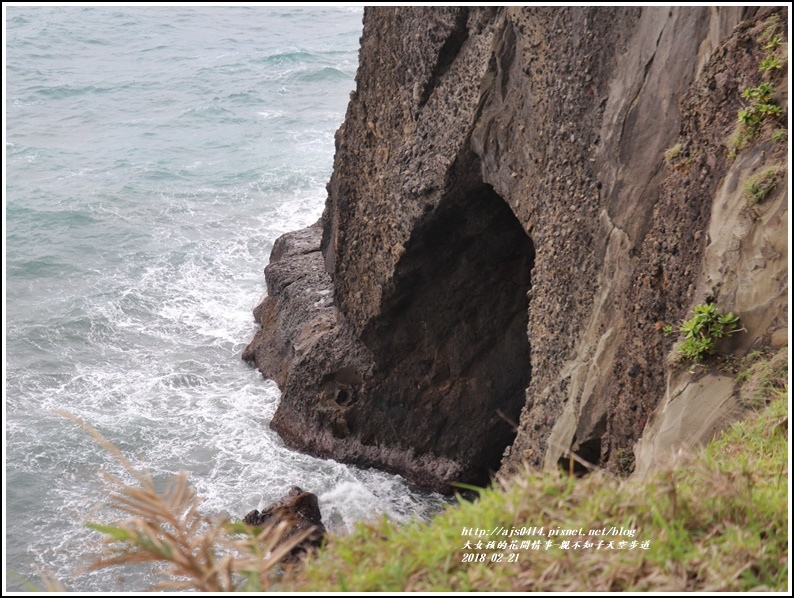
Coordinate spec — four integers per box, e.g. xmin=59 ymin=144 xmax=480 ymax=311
xmin=244 ymin=6 xmax=788 ymax=492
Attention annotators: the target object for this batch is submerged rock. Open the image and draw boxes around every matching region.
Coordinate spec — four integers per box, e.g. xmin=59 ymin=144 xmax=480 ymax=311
xmin=243 ymin=486 xmax=326 ymax=563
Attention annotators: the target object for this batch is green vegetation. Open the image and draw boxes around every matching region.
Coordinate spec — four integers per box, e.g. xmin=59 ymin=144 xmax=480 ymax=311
xmin=736 ymin=347 xmax=788 ymax=409
xmin=727 ymin=15 xmax=787 ymax=156
xmin=54 ymin=361 xmax=787 ymax=592
xmin=664 ymin=143 xmax=682 ymax=164
xmin=741 ymin=82 xmax=774 ymax=104
xmin=763 ymin=36 xmax=783 ymax=51
xmin=759 ymin=14 xmax=787 ymax=75
xmin=759 ymin=55 xmax=783 ymax=72
xmin=725 ymin=127 xmax=749 ymax=158
xmin=281 ymin=394 xmax=788 ymax=591
xmin=743 ymin=165 xmax=784 ymax=206
xmin=762 ymin=32 xmax=783 ymax=52
xmin=674 ymin=302 xmax=742 ymax=363
xmin=771 ymin=128 xmax=788 ymax=143
xmin=736 ymin=83 xmax=783 ymax=136
xmin=662 ymin=145 xmax=700 ymax=170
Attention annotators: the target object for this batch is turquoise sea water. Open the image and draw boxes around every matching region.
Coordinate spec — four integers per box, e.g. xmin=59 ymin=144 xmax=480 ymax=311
xmin=5 ymin=7 xmax=446 ymax=592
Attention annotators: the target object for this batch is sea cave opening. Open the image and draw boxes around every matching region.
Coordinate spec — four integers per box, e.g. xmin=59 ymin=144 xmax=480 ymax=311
xmin=362 ymin=183 xmax=535 ymax=488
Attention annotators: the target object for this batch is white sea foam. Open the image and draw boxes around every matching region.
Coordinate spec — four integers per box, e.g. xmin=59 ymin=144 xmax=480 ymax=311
xmin=257 ymin=109 xmax=285 ymax=119
xmin=5 ymin=7 xmax=445 ymax=592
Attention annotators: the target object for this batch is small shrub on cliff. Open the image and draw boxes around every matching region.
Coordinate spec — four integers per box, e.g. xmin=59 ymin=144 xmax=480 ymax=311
xmin=728 ymin=15 xmax=787 ymax=157
xmin=675 ymin=303 xmax=742 ymax=363
xmin=736 ymin=346 xmax=788 ymax=409
xmin=760 ymin=14 xmax=782 ymax=43
xmin=743 ymin=165 xmax=784 ymax=206
xmin=741 ymin=81 xmax=774 ymax=104
xmin=663 ymin=143 xmax=682 ymax=164
xmin=736 ymin=83 xmax=782 ymax=134
xmin=771 ymin=128 xmax=787 ymax=143
xmin=759 ymin=54 xmax=783 ymax=72
xmin=763 ymin=35 xmax=783 ymax=51
xmin=729 ymin=84 xmax=785 ymax=155
xmin=758 ymin=15 xmax=787 ymax=75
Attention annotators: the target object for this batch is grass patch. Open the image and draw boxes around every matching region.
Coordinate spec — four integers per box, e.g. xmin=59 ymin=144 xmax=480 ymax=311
xmin=771 ymin=128 xmax=788 ymax=143
xmin=743 ymin=165 xmax=785 ymax=206
xmin=282 ymin=396 xmax=789 ymax=592
xmin=736 ymin=346 xmax=789 ymax=409
xmin=56 ymin=349 xmax=790 ymax=592
xmin=664 ymin=143 xmax=682 ymax=163
xmin=725 ymin=124 xmax=752 ymax=157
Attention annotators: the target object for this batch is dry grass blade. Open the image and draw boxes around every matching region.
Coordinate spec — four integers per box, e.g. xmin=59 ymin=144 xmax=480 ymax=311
xmin=227 ymin=520 xmax=319 ymax=581
xmin=58 ymin=412 xmax=314 ymax=592
xmin=85 ymin=472 xmax=244 ymax=591
xmin=40 ymin=573 xmax=67 ymax=592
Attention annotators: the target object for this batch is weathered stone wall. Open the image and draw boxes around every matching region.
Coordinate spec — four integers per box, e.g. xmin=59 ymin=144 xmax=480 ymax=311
xmin=244 ymin=6 xmax=788 ymax=491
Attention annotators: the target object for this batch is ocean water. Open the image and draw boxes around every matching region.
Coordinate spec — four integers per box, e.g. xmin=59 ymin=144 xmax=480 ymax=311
xmin=4 ymin=7 xmax=447 ymax=592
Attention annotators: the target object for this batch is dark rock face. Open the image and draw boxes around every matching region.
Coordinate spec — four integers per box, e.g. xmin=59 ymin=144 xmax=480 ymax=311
xmin=243 ymin=487 xmax=326 ymax=563
xmin=353 ymin=180 xmax=535 ymax=488
xmin=245 ymin=7 xmax=788 ymax=490
xmin=243 ymin=186 xmax=533 ymax=492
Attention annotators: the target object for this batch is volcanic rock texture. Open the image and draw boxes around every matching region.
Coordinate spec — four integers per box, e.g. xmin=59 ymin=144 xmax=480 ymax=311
xmin=244 ymin=6 xmax=788 ymax=491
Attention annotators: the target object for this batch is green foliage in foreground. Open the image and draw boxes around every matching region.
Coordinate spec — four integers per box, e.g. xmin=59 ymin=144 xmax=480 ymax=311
xmin=59 ymin=354 xmax=788 ymax=592
xmin=282 ymin=394 xmax=788 ymax=592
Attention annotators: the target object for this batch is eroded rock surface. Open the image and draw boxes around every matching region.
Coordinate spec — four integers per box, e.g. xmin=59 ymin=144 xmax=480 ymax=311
xmin=244 ymin=6 xmax=788 ymax=490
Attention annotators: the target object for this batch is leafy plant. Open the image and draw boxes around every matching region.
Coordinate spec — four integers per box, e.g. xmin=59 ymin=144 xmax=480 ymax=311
xmin=743 ymin=165 xmax=784 ymax=206
xmin=756 ymin=102 xmax=782 ymax=117
xmin=758 ymin=15 xmax=786 ymax=76
xmin=763 ymin=36 xmax=782 ymax=51
xmin=728 ymin=60 xmax=786 ymax=155
xmin=741 ymin=82 xmax=774 ymax=104
xmin=759 ymin=55 xmax=782 ymax=72
xmin=675 ymin=303 xmax=743 ymax=363
xmin=736 ymin=108 xmax=759 ymax=130
xmin=736 ymin=83 xmax=783 ymax=135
